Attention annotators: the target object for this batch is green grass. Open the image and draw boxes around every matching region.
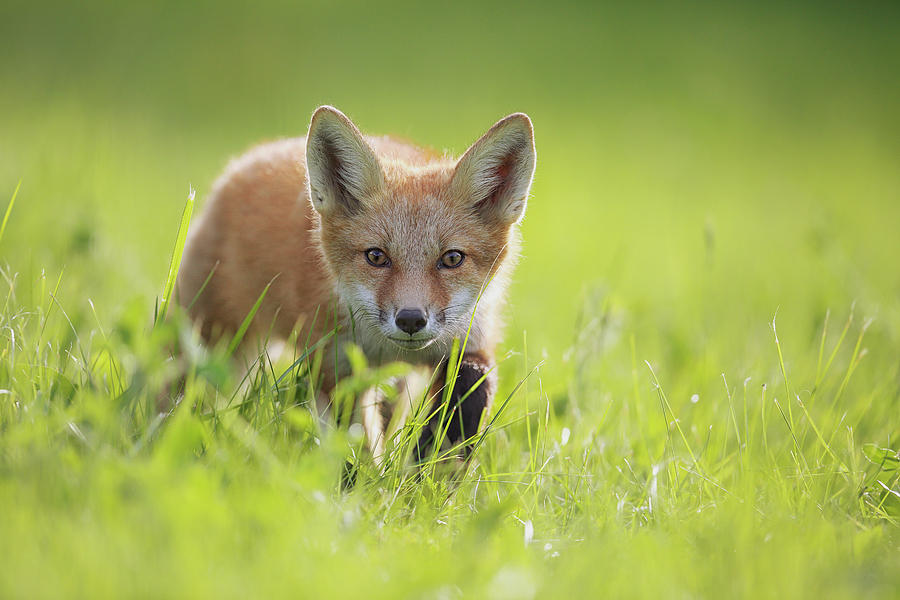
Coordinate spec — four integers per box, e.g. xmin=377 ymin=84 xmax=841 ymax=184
xmin=1 ymin=0 xmax=899 ymax=597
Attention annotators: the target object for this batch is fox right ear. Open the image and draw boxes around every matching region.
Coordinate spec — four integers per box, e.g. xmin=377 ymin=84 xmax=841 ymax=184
xmin=306 ymin=106 xmax=383 ymax=215
xmin=450 ymin=113 xmax=536 ymax=226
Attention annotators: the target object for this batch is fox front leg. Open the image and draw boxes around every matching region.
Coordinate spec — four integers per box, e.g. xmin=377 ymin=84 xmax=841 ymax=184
xmin=415 ymin=352 xmax=496 ymax=462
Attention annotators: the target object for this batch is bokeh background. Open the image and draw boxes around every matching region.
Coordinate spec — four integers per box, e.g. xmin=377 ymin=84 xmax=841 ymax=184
xmin=2 ymin=1 xmax=899 ymax=597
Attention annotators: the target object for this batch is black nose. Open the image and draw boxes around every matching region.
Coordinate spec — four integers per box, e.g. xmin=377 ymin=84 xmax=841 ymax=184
xmin=395 ymin=308 xmax=427 ymax=335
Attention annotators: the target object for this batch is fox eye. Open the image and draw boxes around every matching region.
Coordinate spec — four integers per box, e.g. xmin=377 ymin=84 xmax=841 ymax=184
xmin=364 ymin=248 xmax=390 ymax=267
xmin=439 ymin=250 xmax=465 ymax=269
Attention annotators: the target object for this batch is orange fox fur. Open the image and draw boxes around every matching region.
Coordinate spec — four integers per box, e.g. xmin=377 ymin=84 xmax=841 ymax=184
xmin=177 ymin=106 xmax=536 ymax=461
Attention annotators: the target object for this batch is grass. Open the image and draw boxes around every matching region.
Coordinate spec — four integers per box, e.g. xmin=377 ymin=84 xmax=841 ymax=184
xmin=155 ymin=187 xmax=194 ymax=326
xmin=1 ymin=0 xmax=899 ymax=597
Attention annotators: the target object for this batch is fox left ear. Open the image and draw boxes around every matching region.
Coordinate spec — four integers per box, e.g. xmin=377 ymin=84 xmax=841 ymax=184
xmin=450 ymin=113 xmax=536 ymax=225
xmin=306 ymin=106 xmax=384 ymax=216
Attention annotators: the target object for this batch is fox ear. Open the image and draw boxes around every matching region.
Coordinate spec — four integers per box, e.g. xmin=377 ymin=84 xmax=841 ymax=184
xmin=450 ymin=113 xmax=536 ymax=225
xmin=306 ymin=106 xmax=383 ymax=215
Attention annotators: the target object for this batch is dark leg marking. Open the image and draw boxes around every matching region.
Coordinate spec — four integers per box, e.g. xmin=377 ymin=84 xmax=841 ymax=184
xmin=415 ymin=355 xmax=495 ymax=462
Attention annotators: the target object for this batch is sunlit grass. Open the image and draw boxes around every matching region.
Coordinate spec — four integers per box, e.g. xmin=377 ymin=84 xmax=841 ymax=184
xmin=1 ymin=245 xmax=897 ymax=597
xmin=155 ymin=187 xmax=194 ymax=326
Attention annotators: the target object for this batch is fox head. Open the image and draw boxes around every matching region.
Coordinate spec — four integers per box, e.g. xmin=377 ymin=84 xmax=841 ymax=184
xmin=305 ymin=106 xmax=536 ymax=354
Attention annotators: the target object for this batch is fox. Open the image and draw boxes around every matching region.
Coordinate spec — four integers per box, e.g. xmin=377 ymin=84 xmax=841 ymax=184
xmin=176 ymin=105 xmax=536 ymax=465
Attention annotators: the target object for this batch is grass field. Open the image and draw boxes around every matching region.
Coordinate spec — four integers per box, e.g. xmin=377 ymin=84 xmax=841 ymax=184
xmin=1 ymin=1 xmax=899 ymax=597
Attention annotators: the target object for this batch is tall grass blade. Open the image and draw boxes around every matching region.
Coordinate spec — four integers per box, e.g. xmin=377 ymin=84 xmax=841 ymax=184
xmin=157 ymin=187 xmax=195 ymax=325
xmin=0 ymin=180 xmax=21 ymax=246
xmin=771 ymin=312 xmax=794 ymax=428
xmin=227 ymin=277 xmax=277 ymax=356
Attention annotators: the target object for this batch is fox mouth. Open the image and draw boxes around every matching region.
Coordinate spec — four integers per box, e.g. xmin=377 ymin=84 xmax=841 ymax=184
xmin=387 ymin=336 xmax=435 ymax=351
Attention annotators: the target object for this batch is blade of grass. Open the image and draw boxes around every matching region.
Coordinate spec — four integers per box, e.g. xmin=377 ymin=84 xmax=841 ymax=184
xmin=227 ymin=276 xmax=278 ymax=356
xmin=187 ymin=261 xmax=220 ymax=311
xmin=772 ymin=311 xmax=794 ymax=429
xmin=815 ymin=309 xmax=830 ymax=384
xmin=793 ymin=393 xmax=847 ymax=472
xmin=0 ymin=180 xmax=21 ymax=246
xmin=722 ymin=373 xmax=743 ymax=470
xmin=523 ymin=330 xmax=534 ymax=474
xmin=157 ymin=187 xmax=195 ymax=325
xmin=817 ymin=305 xmax=855 ymax=391
xmin=645 ymin=361 xmax=702 ymax=474
xmin=831 ymin=318 xmax=872 ymax=407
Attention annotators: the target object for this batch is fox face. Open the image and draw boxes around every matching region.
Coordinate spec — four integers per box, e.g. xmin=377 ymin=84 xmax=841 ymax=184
xmin=305 ymin=107 xmax=536 ymax=355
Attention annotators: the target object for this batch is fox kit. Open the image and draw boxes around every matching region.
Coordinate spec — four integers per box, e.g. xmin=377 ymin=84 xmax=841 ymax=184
xmin=177 ymin=106 xmax=536 ymax=463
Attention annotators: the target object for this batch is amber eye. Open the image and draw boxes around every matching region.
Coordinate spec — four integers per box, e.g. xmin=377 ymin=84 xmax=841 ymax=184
xmin=364 ymin=248 xmax=390 ymax=267
xmin=439 ymin=250 xmax=465 ymax=269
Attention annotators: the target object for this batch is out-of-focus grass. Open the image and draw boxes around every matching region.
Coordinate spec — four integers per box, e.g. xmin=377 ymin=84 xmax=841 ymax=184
xmin=1 ymin=0 xmax=898 ymax=597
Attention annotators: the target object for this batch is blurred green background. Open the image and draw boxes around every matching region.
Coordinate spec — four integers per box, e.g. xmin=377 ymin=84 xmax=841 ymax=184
xmin=1 ymin=1 xmax=899 ymax=596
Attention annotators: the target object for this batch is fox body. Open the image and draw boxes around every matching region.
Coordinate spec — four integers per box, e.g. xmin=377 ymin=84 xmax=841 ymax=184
xmin=177 ymin=106 xmax=536 ymax=460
